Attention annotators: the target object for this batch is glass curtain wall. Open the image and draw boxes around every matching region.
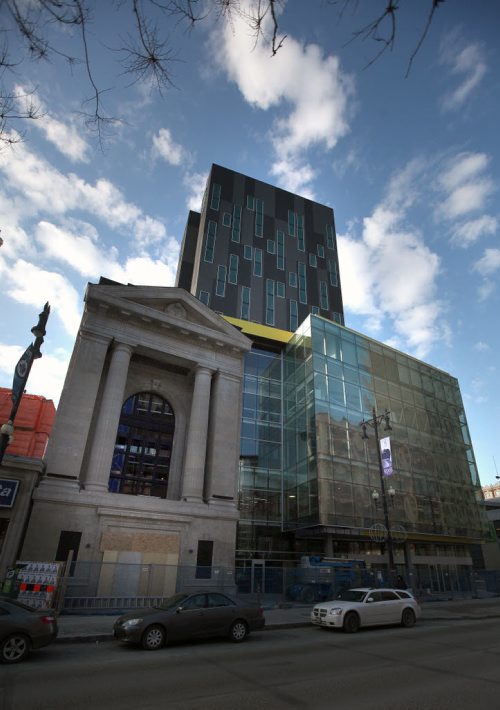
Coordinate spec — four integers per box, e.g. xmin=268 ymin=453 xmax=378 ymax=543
xmin=283 ymin=315 xmax=488 ymax=540
xmin=237 ymin=343 xmax=284 ymax=555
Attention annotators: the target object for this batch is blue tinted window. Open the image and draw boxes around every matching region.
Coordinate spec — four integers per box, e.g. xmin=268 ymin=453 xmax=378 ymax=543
xmin=244 ymin=245 xmax=253 ymax=260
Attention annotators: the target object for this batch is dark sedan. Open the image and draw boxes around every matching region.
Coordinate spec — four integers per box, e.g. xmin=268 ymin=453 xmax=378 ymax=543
xmin=0 ymin=597 xmax=58 ymax=663
xmin=114 ymin=591 xmax=265 ymax=650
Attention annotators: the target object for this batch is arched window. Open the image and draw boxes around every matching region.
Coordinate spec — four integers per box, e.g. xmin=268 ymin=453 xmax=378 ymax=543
xmin=108 ymin=392 xmax=175 ymax=499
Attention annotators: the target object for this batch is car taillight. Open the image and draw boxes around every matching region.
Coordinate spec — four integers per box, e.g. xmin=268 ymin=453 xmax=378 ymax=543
xmin=40 ymin=616 xmax=56 ymax=625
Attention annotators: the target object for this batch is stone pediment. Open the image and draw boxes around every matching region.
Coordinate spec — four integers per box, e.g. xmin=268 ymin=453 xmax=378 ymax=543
xmin=84 ymin=283 xmax=251 ymax=350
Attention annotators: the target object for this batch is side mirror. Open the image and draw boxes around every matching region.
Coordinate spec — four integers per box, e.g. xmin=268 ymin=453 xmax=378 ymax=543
xmin=366 ymin=597 xmax=374 ymax=603
xmin=176 ymin=606 xmax=183 ymax=613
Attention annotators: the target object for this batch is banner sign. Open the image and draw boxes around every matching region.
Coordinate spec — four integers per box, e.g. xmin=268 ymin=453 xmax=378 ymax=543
xmin=0 ymin=478 xmax=20 ymax=508
xmin=380 ymin=436 xmax=393 ymax=477
xmin=11 ymin=345 xmax=35 ymax=408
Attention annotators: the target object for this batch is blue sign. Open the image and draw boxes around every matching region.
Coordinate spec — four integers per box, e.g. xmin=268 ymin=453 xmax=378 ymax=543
xmin=0 ymin=478 xmax=20 ymax=508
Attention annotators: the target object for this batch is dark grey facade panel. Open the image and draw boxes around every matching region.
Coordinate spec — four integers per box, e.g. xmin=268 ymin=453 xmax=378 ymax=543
xmin=186 ymin=164 xmax=344 ymax=329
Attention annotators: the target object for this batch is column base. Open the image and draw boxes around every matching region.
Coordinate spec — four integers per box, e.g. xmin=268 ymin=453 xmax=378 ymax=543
xmin=84 ymin=481 xmax=109 ymax=494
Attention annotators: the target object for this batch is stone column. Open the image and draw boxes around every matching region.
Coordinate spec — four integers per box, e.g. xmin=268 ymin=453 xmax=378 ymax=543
xmin=205 ymin=372 xmax=242 ymax=502
xmin=181 ymin=366 xmax=214 ymax=502
xmin=44 ymin=331 xmax=111 ymax=481
xmin=84 ymin=342 xmax=133 ymax=493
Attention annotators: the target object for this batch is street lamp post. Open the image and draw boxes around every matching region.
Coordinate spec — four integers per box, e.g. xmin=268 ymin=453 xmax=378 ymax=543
xmin=361 ymin=408 xmax=396 ymax=576
xmin=0 ymin=303 xmax=50 ymax=466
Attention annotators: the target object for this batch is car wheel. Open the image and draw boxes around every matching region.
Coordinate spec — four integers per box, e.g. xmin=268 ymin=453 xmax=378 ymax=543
xmin=1 ymin=634 xmax=31 ymax=664
xmin=343 ymin=612 xmax=360 ymax=634
xmin=141 ymin=624 xmax=166 ymax=651
xmin=229 ymin=619 xmax=248 ymax=643
xmin=401 ymin=608 xmax=416 ymax=628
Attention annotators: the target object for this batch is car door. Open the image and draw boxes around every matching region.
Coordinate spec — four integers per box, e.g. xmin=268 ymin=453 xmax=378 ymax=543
xmin=205 ymin=593 xmax=237 ymax=636
xmin=381 ymin=590 xmax=404 ymax=623
xmin=362 ymin=591 xmax=387 ymax=625
xmin=169 ymin=593 xmax=208 ymax=640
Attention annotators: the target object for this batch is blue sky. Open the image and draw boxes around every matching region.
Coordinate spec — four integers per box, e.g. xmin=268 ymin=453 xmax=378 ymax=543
xmin=0 ymin=1 xmax=499 ymax=485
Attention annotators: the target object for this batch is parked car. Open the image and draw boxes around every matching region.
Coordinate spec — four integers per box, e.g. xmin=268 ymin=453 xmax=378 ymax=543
xmin=0 ymin=597 xmax=58 ymax=663
xmin=311 ymin=587 xmax=421 ymax=633
xmin=114 ymin=591 xmax=265 ymax=650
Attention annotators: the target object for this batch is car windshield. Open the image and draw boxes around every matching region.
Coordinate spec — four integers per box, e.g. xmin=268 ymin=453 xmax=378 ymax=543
xmin=336 ymin=590 xmax=367 ymax=602
xmin=155 ymin=594 xmax=190 ymax=610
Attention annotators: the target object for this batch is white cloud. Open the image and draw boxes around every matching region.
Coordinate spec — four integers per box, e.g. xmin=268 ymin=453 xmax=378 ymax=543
xmin=152 ymin=128 xmax=185 ymax=165
xmin=109 ymin=255 xmax=178 ymax=287
xmin=338 ymin=162 xmax=445 ymax=358
xmin=440 ymin=36 xmax=487 ymax=110
xmin=452 ymin=216 xmax=498 ymax=247
xmin=0 ymin=136 xmax=166 ymax=240
xmin=212 ymin=0 xmax=354 ymax=195
xmin=270 ymin=157 xmax=316 ymax=198
xmin=473 ymin=248 xmax=500 ymax=277
xmin=0 ymin=343 xmax=70 ymax=406
xmin=474 ymin=341 xmax=490 ymax=352
xmin=437 ymin=153 xmax=494 ymax=220
xmin=4 ymin=259 xmax=83 ymax=336
xmin=183 ymin=171 xmax=208 ymax=212
xmin=33 ymin=219 xmax=179 ymax=287
xmin=15 ymin=84 xmax=90 ymax=163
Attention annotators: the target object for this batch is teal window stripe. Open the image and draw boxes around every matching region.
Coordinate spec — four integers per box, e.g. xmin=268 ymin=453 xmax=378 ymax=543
xmin=254 ymin=248 xmax=262 ymax=276
xmin=290 ymin=300 xmax=298 ymax=331
xmin=297 ymin=214 xmax=305 ymax=251
xmin=210 ymin=183 xmax=221 ymax=211
xmin=320 ymin=281 xmax=329 ymax=310
xmin=228 ymin=254 xmax=239 ymax=284
xmin=298 ymin=262 xmax=307 ymax=304
xmin=241 ymin=286 xmax=251 ymax=320
xmin=216 ymin=265 xmax=226 ymax=297
xmin=204 ymin=220 xmax=217 ymax=262
xmin=231 ymin=205 xmax=242 ymax=243
xmin=277 ymin=230 xmax=285 ymax=270
xmin=266 ymin=279 xmax=275 ymax=326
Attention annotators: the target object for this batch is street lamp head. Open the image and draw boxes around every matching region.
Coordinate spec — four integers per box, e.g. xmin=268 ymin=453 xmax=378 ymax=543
xmin=372 ymin=489 xmax=380 ymax=507
xmin=361 ymin=423 xmax=369 ymax=440
xmin=383 ymin=411 xmax=392 ymax=431
xmin=31 ymin=302 xmax=50 ymax=339
xmin=388 ymin=485 xmax=396 ymax=498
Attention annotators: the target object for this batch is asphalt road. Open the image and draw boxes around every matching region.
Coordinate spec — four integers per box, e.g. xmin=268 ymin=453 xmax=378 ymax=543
xmin=2 ymin=619 xmax=500 ymax=710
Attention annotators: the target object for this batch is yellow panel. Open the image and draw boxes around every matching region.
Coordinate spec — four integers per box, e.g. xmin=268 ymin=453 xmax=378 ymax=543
xmin=224 ymin=316 xmax=293 ymax=343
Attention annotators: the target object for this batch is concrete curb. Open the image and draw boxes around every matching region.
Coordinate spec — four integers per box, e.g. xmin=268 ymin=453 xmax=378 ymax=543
xmin=55 ymin=612 xmax=500 ymax=643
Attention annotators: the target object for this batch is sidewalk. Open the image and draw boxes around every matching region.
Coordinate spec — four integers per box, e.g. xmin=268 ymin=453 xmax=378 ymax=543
xmin=56 ymin=596 xmax=500 ymax=643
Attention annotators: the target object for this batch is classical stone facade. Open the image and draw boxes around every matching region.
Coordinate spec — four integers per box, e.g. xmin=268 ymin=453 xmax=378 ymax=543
xmin=21 ymin=283 xmax=251 ymax=592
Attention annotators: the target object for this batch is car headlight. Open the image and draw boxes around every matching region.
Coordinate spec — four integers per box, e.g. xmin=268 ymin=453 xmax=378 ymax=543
xmin=122 ymin=618 xmax=143 ymax=629
xmin=328 ymin=608 xmax=343 ymax=616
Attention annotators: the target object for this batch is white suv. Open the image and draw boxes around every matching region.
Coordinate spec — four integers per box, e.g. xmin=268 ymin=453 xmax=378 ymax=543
xmin=311 ymin=587 xmax=421 ymax=633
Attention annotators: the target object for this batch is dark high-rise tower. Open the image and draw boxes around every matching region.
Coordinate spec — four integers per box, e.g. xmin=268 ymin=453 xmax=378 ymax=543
xmin=176 ymin=164 xmax=344 ymax=331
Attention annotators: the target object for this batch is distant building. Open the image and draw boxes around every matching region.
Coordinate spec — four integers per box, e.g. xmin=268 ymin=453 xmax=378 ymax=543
xmin=0 ymin=389 xmax=55 ymax=577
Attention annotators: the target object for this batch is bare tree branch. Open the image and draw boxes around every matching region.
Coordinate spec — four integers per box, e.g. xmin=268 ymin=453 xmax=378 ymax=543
xmin=406 ymin=0 xmax=445 ymax=78
xmin=0 ymin=0 xmax=448 ymax=148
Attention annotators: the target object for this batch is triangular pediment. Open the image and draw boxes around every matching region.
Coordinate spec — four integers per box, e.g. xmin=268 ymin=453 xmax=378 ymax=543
xmin=85 ymin=283 xmax=251 ymax=350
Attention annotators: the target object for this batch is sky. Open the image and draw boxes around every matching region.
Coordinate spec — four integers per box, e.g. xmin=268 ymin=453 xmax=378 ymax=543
xmin=0 ymin=0 xmax=499 ymax=486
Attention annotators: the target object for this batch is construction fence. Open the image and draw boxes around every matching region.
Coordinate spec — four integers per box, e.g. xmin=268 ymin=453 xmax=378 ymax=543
xmin=54 ymin=560 xmax=500 ymax=614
